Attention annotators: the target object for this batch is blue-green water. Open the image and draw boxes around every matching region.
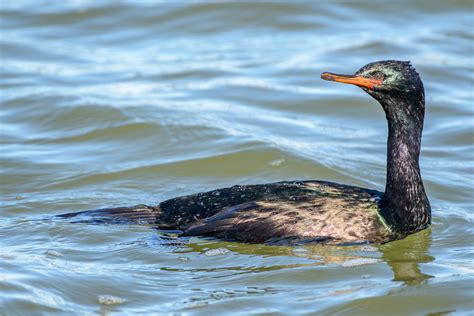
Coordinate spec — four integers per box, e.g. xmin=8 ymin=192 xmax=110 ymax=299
xmin=1 ymin=1 xmax=473 ymax=315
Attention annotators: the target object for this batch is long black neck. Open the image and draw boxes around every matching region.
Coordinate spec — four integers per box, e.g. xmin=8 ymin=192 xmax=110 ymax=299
xmin=379 ymin=93 xmax=431 ymax=235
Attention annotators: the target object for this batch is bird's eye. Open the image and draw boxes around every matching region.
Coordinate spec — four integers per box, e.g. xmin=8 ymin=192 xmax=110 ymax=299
xmin=372 ymin=72 xmax=384 ymax=81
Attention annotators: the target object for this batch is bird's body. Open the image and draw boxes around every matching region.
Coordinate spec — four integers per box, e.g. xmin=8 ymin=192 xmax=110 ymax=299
xmin=60 ymin=60 xmax=431 ymax=245
xmin=63 ymin=181 xmax=394 ymax=244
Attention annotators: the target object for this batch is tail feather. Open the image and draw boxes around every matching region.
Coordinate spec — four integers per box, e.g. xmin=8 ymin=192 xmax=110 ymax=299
xmin=57 ymin=204 xmax=159 ymax=225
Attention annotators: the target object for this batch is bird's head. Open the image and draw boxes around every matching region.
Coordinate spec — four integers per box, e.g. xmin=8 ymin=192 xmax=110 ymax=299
xmin=321 ymin=60 xmax=425 ymax=122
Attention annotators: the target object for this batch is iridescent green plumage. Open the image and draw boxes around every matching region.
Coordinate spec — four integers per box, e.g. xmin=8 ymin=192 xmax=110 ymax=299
xmin=59 ymin=60 xmax=431 ymax=245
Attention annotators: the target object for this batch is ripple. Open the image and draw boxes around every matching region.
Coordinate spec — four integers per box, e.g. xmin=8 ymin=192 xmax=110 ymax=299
xmin=1 ymin=1 xmax=473 ymax=315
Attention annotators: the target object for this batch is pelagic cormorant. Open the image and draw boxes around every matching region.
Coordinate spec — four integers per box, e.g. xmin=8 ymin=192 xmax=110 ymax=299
xmin=60 ymin=60 xmax=431 ymax=245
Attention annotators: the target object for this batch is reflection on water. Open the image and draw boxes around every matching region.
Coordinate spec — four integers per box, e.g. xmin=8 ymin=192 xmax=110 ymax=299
xmin=381 ymin=229 xmax=434 ymax=286
xmin=174 ymin=229 xmax=433 ymax=288
xmin=1 ymin=0 xmax=473 ymax=315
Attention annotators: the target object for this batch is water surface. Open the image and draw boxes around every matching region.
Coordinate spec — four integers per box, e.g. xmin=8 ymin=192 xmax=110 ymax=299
xmin=1 ymin=1 xmax=473 ymax=315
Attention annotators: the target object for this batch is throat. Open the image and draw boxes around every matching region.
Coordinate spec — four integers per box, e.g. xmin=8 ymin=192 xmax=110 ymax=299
xmin=381 ymin=113 xmax=431 ymax=235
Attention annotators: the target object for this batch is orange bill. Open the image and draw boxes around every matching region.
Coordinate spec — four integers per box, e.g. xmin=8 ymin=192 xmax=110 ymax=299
xmin=321 ymin=72 xmax=383 ymax=90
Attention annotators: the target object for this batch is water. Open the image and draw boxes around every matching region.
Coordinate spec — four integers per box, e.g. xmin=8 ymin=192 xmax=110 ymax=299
xmin=1 ymin=1 xmax=473 ymax=315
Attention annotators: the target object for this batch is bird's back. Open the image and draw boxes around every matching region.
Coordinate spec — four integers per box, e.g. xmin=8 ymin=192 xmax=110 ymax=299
xmin=59 ymin=181 xmax=394 ymax=244
xmin=158 ymin=181 xmax=394 ymax=244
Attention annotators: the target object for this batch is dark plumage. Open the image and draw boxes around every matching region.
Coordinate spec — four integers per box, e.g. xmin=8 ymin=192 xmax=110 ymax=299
xmin=59 ymin=60 xmax=431 ymax=245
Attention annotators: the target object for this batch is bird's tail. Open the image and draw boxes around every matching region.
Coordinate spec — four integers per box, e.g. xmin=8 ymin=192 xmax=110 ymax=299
xmin=57 ymin=204 xmax=160 ymax=225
